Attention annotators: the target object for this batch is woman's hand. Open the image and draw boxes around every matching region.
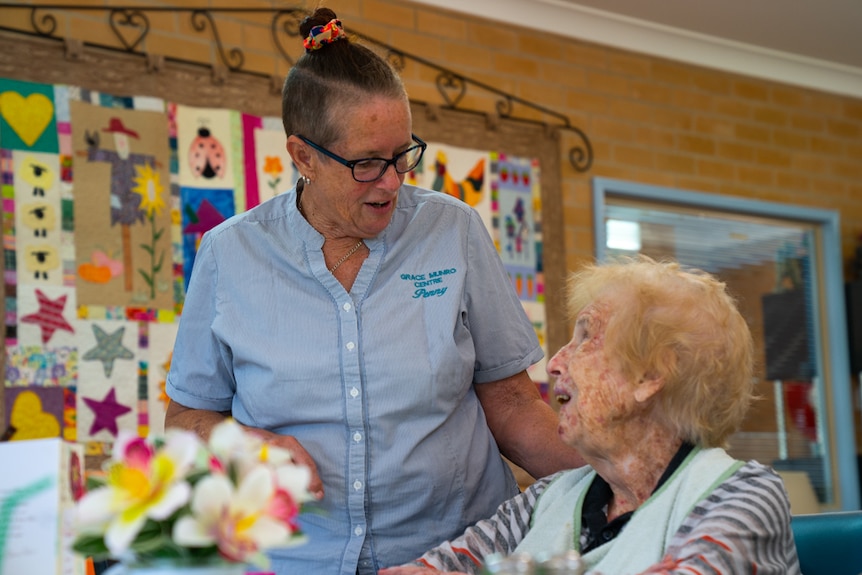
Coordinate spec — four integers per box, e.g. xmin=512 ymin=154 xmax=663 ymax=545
xmin=241 ymin=426 xmax=324 ymax=499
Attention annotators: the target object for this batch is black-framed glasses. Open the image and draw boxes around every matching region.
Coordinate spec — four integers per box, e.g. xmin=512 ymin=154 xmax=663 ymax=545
xmin=298 ymin=134 xmax=427 ymax=183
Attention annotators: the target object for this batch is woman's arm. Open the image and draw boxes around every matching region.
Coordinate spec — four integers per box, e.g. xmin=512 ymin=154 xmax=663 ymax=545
xmin=380 ymin=475 xmax=558 ymax=575
xmin=477 ymin=371 xmax=586 ymax=478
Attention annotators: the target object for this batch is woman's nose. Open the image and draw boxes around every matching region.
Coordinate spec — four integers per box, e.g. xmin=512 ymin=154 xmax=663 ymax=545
xmin=378 ymin=163 xmax=403 ymax=190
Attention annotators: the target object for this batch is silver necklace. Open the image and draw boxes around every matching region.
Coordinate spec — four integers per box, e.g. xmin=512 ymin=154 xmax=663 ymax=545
xmin=329 ymin=240 xmax=364 ymax=273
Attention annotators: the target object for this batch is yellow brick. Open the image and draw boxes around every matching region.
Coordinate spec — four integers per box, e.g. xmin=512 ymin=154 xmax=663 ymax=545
xmin=733 ymin=79 xmax=769 ymax=102
xmin=650 ymin=60 xmax=691 ymax=86
xmin=655 ymin=152 xmax=696 ymax=174
xmin=676 ymin=177 xmax=720 ymax=194
xmin=673 ymin=89 xmax=712 ymax=111
xmin=833 ymin=160 xmax=862 ymax=180
xmin=718 ymin=141 xmax=757 ymax=162
xmin=776 ymin=172 xmax=811 ymax=191
xmin=608 ymin=99 xmax=653 ymax=123
xmin=634 ymin=126 xmax=674 ymax=147
xmin=737 ymin=166 xmax=774 ymax=186
xmin=755 ymin=149 xmax=792 ymax=168
xmin=694 ymin=117 xmax=734 ymax=138
xmin=845 ymin=101 xmax=862 ymax=122
xmin=771 ymin=85 xmax=810 ymax=108
xmin=613 ymin=144 xmax=654 ymax=169
xmin=469 ymin=22 xmax=517 ymax=51
xmin=734 ymin=123 xmax=771 ymax=144
xmin=146 ymin=31 xmax=213 ymax=64
xmin=442 ymin=41 xmax=491 ymax=72
xmin=493 ymin=53 xmax=538 ymax=77
xmin=606 ymin=52 xmax=651 ymax=77
xmin=713 ymin=97 xmax=752 ymax=119
xmin=567 ymin=91 xmax=611 ymax=115
xmin=591 ymin=118 xmax=634 ymax=142
xmin=697 ymin=159 xmax=735 ymax=179
xmin=790 ymin=113 xmax=825 ymax=132
xmin=827 ymin=119 xmax=861 ymax=139
xmin=587 ymin=70 xmax=629 ymax=97
xmin=563 ymin=42 xmax=608 ymax=68
xmin=678 ymin=134 xmax=715 ymax=156
xmin=362 ymin=0 xmax=415 ymax=30
xmin=630 ymin=81 xmax=674 ymax=106
xmin=772 ymin=129 xmax=809 ymax=150
xmin=517 ymin=81 xmax=566 ymax=111
xmin=517 ymin=32 xmax=563 ymax=61
xmin=239 ymin=50 xmax=279 ymax=76
xmin=689 ymin=70 xmax=731 ymax=95
xmin=416 ymin=8 xmax=466 ymax=41
xmin=810 ymin=136 xmax=844 ymax=156
xmin=69 ymin=16 xmax=127 ymax=50
xmin=389 ymin=29 xmax=443 ymax=61
xmin=753 ymin=106 xmax=788 ymax=127
xmin=652 ymin=108 xmax=693 ymax=131
xmin=540 ymin=62 xmax=586 ymax=90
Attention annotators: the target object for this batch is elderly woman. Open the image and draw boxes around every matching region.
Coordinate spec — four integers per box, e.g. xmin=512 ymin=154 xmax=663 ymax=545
xmin=165 ymin=6 xmax=583 ymax=575
xmin=380 ymin=257 xmax=801 ymax=575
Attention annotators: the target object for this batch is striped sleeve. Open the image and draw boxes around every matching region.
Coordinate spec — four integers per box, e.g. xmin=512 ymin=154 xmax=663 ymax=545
xmin=637 ymin=460 xmax=802 ymax=575
xmin=411 ymin=474 xmax=560 ymax=574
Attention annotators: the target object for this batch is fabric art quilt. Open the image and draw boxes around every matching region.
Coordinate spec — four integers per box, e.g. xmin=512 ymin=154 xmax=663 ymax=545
xmin=0 ymin=77 xmax=548 ymax=447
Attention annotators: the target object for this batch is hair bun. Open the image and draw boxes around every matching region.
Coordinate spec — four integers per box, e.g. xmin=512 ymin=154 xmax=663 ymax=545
xmin=299 ymin=7 xmax=339 ymax=38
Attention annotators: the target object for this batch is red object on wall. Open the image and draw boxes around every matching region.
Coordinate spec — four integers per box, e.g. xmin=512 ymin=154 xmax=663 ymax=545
xmin=784 ymin=381 xmax=817 ymax=442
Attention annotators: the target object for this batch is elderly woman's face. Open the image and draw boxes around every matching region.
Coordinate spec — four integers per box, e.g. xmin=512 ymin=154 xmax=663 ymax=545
xmin=310 ymin=95 xmax=413 ymax=239
xmin=547 ymin=300 xmax=636 ymax=453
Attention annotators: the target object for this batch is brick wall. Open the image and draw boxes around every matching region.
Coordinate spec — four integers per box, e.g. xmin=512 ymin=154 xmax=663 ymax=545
xmin=3 ymin=0 xmax=860 ymax=277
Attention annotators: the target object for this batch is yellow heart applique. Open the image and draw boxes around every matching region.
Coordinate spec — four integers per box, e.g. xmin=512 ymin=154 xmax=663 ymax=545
xmin=9 ymin=390 xmax=61 ymax=440
xmin=0 ymin=91 xmax=54 ymax=147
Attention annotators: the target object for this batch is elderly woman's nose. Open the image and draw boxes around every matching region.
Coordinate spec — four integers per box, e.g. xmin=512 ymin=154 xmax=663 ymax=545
xmin=547 ymin=350 xmax=565 ymax=377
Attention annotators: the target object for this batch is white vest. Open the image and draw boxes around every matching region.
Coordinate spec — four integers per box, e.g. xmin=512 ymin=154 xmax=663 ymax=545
xmin=514 ymin=447 xmax=743 ymax=574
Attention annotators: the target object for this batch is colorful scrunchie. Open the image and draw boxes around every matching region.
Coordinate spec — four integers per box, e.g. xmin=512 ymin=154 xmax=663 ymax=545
xmin=303 ymin=18 xmax=345 ymax=52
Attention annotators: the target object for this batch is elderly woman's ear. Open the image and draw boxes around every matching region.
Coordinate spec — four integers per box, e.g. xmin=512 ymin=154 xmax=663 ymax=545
xmin=633 ymin=374 xmax=664 ymax=403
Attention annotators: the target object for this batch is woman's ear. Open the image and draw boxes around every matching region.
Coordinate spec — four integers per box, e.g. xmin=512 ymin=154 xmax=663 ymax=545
xmin=287 ymin=135 xmax=314 ymax=178
xmin=633 ymin=373 xmax=664 ymax=403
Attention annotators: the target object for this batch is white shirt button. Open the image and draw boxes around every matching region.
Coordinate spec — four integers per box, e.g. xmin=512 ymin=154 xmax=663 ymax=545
xmin=350 ymin=387 xmax=359 ymax=398
xmin=354 ymin=526 xmax=363 ymax=536
xmin=353 ymin=480 xmax=362 ymax=490
xmin=343 ymin=302 xmax=352 ymax=311
xmin=346 ymin=341 xmax=355 ymax=351
xmin=353 ymin=432 xmax=362 ymax=442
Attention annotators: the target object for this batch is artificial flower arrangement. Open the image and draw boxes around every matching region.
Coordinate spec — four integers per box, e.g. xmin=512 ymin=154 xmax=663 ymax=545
xmin=72 ymin=419 xmax=313 ymax=569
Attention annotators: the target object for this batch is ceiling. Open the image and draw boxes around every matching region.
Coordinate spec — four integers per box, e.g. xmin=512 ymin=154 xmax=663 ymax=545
xmin=408 ymin=0 xmax=862 ymax=99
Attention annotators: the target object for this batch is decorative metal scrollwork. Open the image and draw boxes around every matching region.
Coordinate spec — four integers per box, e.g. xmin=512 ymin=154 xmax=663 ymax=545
xmin=190 ymin=9 xmax=243 ymax=71
xmin=0 ymin=2 xmax=594 ymax=172
xmin=436 ymin=73 xmax=467 ymax=108
xmin=271 ymin=8 xmax=305 ymax=67
xmin=109 ymin=9 xmax=149 ymax=52
xmin=29 ymin=7 xmax=57 ymax=36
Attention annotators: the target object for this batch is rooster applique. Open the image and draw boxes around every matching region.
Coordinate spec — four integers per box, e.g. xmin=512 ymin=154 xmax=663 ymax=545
xmin=431 ymin=150 xmax=485 ymax=207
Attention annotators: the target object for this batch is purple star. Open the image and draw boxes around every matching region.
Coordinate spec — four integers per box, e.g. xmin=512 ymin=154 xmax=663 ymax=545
xmin=82 ymin=388 xmax=132 ymax=437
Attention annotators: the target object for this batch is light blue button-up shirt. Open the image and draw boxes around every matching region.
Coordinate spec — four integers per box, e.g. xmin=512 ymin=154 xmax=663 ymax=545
xmin=166 ymin=185 xmax=543 ymax=575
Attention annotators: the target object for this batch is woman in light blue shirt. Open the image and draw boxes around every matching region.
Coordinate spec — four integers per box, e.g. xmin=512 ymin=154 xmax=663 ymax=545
xmin=164 ymin=7 xmax=584 ymax=575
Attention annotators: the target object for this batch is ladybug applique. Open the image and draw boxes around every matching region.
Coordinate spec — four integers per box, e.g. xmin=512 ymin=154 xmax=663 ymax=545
xmin=189 ymin=127 xmax=226 ymax=179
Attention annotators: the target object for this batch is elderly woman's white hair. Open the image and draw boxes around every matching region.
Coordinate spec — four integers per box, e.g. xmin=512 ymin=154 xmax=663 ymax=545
xmin=565 ymin=255 xmax=756 ymax=448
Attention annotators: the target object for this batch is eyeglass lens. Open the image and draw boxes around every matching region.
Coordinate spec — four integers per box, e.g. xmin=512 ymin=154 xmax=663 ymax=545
xmin=352 ymin=145 xmax=424 ymax=182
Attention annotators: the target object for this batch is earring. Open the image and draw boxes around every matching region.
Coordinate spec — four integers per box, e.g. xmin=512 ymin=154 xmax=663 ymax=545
xmin=302 ymin=175 xmax=311 ymax=185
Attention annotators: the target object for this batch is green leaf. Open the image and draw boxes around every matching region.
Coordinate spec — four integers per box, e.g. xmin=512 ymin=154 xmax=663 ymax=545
xmin=139 ymin=270 xmax=153 ymax=285
xmin=139 ymin=244 xmax=154 ymax=255
xmin=154 ymin=228 xmax=165 ymax=241
xmin=72 ymin=534 xmax=110 ymax=559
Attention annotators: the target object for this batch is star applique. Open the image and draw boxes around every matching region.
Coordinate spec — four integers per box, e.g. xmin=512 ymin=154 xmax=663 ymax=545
xmin=82 ymin=324 xmax=135 ymax=377
xmin=20 ymin=289 xmax=75 ymax=344
xmin=82 ymin=388 xmax=132 ymax=437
